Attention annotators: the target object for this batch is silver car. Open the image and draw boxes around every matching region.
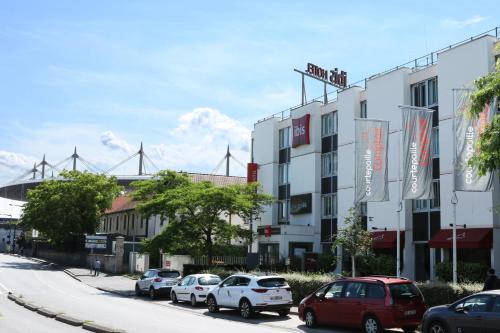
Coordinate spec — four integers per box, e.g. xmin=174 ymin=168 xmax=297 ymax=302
xmin=422 ymin=289 xmax=500 ymax=333
xmin=135 ymin=269 xmax=181 ymax=300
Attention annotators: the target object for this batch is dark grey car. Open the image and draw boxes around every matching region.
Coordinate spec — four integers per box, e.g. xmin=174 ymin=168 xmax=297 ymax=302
xmin=422 ymin=290 xmax=500 ymax=333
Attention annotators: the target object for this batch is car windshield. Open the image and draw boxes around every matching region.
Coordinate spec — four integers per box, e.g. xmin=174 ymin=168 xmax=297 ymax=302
xmin=158 ymin=271 xmax=180 ymax=278
xmin=257 ymin=278 xmax=287 ymax=288
xmin=389 ymin=283 xmax=420 ymax=299
xmin=198 ymin=276 xmax=221 ymax=285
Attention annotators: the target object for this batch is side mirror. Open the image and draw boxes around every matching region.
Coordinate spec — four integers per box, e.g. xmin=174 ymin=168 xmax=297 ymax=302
xmin=455 ymin=306 xmax=465 ymax=314
xmin=177 ymin=282 xmax=182 ymax=286
xmin=141 ymin=275 xmax=147 ymax=280
xmin=219 ymin=283 xmax=224 ymax=288
xmin=316 ymin=292 xmax=325 ymax=300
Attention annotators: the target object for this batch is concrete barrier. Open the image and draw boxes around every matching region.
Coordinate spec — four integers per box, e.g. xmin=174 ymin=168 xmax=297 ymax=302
xmin=55 ymin=314 xmax=84 ymax=326
xmin=24 ymin=302 xmax=40 ymax=311
xmin=14 ymin=297 xmax=25 ymax=306
xmin=83 ymin=322 xmax=126 ymax=333
xmin=37 ymin=307 xmax=57 ymax=318
xmin=7 ymin=293 xmax=17 ymax=301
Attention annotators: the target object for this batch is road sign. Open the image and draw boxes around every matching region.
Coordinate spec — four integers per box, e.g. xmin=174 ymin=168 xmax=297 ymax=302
xmin=85 ymin=235 xmax=107 ymax=249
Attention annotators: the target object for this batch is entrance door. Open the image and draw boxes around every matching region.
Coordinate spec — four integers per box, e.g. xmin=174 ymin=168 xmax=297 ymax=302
xmin=289 ymin=242 xmax=313 ymax=271
xmin=415 ymin=243 xmax=430 ymax=281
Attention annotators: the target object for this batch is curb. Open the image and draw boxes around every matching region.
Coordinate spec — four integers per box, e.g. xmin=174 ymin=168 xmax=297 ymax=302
xmin=14 ymin=297 xmax=25 ymax=306
xmin=64 ymin=269 xmax=82 ymax=282
xmin=83 ymin=322 xmax=126 ymax=333
xmin=24 ymin=302 xmax=41 ymax=311
xmin=37 ymin=307 xmax=57 ymax=318
xmin=56 ymin=314 xmax=84 ymax=326
xmin=7 ymin=293 xmax=17 ymax=301
xmin=96 ymin=287 xmax=134 ymax=297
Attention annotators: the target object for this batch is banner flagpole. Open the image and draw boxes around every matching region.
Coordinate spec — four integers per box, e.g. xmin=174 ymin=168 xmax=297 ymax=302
xmin=397 ymin=124 xmax=402 ymax=277
xmin=452 ymin=89 xmax=458 ymax=284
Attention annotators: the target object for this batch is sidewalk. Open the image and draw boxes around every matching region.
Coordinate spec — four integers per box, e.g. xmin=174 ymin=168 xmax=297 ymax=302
xmin=64 ymin=267 xmax=137 ymax=297
xmin=63 ymin=267 xmax=299 ymax=315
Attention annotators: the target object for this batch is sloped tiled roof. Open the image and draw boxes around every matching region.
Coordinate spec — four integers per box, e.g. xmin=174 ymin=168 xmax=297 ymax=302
xmin=105 ymin=173 xmax=246 ymax=214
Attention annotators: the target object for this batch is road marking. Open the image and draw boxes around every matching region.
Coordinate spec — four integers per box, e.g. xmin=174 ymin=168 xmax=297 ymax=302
xmin=0 ymin=281 xmax=10 ymax=294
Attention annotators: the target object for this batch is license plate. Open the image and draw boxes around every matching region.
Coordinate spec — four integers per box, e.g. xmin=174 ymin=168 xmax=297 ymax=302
xmin=404 ymin=310 xmax=416 ymax=316
xmin=270 ymin=296 xmax=282 ymax=300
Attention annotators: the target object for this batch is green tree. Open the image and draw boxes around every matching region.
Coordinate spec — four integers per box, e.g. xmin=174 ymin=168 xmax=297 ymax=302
xmin=333 ymin=207 xmax=372 ymax=277
xmin=133 ymin=171 xmax=273 ymax=265
xmin=469 ymin=43 xmax=500 ymax=175
xmin=21 ymin=171 xmax=122 ymax=246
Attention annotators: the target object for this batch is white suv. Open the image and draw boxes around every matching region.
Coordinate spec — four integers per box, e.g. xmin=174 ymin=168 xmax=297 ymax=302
xmin=206 ymin=274 xmax=293 ymax=319
xmin=135 ymin=269 xmax=181 ymax=300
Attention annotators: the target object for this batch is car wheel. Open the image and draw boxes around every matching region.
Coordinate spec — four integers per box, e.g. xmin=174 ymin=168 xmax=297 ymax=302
xmin=239 ymin=299 xmax=253 ymax=319
xmin=207 ymin=295 xmax=219 ymax=313
xmin=190 ymin=294 xmax=197 ymax=307
xmin=304 ymin=309 xmax=316 ymax=328
xmin=277 ymin=309 xmax=290 ymax=317
xmin=171 ymin=291 xmax=178 ymax=304
xmin=428 ymin=321 xmax=448 ymax=333
xmin=135 ymin=284 xmax=142 ymax=296
xmin=362 ymin=315 xmax=382 ymax=333
xmin=149 ymin=287 xmax=156 ymax=300
xmin=403 ymin=326 xmax=418 ymax=333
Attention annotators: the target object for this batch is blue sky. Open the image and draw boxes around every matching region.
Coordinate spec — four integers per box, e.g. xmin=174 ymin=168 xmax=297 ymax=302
xmin=0 ymin=1 xmax=498 ymax=183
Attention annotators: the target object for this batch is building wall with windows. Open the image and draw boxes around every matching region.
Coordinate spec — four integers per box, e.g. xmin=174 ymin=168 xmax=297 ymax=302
xmin=252 ymin=33 xmax=500 ymax=278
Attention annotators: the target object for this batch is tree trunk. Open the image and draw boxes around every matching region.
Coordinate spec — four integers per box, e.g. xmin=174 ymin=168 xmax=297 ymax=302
xmin=206 ymin=232 xmax=213 ymax=267
xmin=351 ymin=255 xmax=356 ymax=277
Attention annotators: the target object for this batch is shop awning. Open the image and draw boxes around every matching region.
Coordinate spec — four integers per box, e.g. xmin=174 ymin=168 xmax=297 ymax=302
xmin=428 ymin=228 xmax=492 ymax=249
xmin=370 ymin=231 xmax=405 ymax=249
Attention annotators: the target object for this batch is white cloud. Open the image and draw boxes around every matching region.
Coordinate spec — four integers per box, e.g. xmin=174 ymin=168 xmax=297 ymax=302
xmin=100 ymin=130 xmax=132 ymax=154
xmin=0 ymin=150 xmax=36 ymax=171
xmin=150 ymin=107 xmax=251 ymax=176
xmin=442 ymin=15 xmax=487 ymax=28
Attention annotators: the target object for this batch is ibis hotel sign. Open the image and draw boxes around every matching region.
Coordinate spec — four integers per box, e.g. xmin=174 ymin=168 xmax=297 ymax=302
xmin=292 ymin=114 xmax=311 ymax=148
xmin=306 ymin=63 xmax=347 ymax=88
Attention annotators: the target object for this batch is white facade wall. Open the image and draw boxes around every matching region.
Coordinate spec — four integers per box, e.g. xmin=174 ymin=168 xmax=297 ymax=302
xmin=252 ymin=33 xmax=500 ymax=275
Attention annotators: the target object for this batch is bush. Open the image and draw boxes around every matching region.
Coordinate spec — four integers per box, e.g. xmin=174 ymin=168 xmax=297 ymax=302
xmin=280 ymin=273 xmax=333 ymax=305
xmin=435 ymin=261 xmax=489 ymax=283
xmin=317 ymin=253 xmax=336 ymax=273
xmin=357 ymin=254 xmax=396 ymax=277
xmin=416 ymin=281 xmax=482 ymax=307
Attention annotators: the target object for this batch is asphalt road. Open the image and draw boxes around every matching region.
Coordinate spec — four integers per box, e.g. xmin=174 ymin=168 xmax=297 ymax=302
xmin=0 ymin=254 xmax=402 ymax=333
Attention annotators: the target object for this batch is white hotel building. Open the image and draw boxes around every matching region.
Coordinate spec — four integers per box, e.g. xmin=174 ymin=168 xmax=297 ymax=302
xmin=251 ymin=29 xmax=500 ymax=280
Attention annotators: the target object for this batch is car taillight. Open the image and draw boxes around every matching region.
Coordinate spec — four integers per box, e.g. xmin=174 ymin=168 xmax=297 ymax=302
xmin=251 ymin=288 xmax=268 ymax=293
xmin=154 ymin=278 xmax=162 ymax=282
xmin=195 ymin=286 xmax=204 ymax=291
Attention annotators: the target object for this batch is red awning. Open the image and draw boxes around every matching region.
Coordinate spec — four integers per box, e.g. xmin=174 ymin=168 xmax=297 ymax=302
xmin=370 ymin=231 xmax=405 ymax=249
xmin=428 ymin=228 xmax=492 ymax=249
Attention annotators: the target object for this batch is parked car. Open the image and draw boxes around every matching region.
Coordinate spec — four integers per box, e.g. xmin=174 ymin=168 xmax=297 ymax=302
xmin=206 ymin=273 xmax=293 ymax=319
xmin=170 ymin=274 xmax=222 ymax=306
xmin=298 ymin=275 xmax=426 ymax=333
xmin=422 ymin=289 xmax=500 ymax=333
xmin=135 ymin=269 xmax=181 ymax=300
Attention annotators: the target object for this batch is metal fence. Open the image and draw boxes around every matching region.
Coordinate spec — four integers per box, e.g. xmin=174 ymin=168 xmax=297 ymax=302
xmin=193 ymin=255 xmax=247 ymax=266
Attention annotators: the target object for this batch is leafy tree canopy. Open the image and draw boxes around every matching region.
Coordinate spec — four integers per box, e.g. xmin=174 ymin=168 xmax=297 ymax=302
xmin=21 ymin=171 xmax=122 ymax=246
xmin=132 ymin=171 xmax=273 ymax=264
xmin=333 ymin=207 xmax=372 ymax=276
xmin=469 ymin=43 xmax=500 ymax=175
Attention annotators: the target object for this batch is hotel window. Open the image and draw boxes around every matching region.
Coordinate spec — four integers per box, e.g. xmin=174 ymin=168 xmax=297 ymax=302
xmin=321 ymin=112 xmax=338 ymax=136
xmin=432 ymin=127 xmax=439 ymax=158
xmin=279 ymin=127 xmax=291 ymax=149
xmin=321 ymin=151 xmax=338 ymax=177
xmin=428 ymin=78 xmax=438 ymax=105
xmin=278 ymin=200 xmax=290 ymax=223
xmin=321 ymin=194 xmax=337 ymax=218
xmin=278 ymin=164 xmax=289 ymax=185
xmin=431 ymin=180 xmax=440 ymax=209
xmin=411 ymin=77 xmax=438 ymax=107
xmin=413 ymin=199 xmax=429 ymax=211
xmin=360 ymin=101 xmax=367 ymax=118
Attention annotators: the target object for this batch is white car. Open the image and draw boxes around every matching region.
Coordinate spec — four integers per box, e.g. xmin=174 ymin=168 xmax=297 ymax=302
xmin=135 ymin=269 xmax=181 ymax=300
xmin=170 ymin=274 xmax=222 ymax=306
xmin=206 ymin=273 xmax=293 ymax=319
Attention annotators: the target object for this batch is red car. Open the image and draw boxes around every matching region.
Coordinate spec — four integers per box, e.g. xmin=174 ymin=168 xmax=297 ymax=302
xmin=298 ymin=276 xmax=427 ymax=333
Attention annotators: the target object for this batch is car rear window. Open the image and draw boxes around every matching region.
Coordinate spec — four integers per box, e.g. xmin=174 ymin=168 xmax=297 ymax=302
xmin=198 ymin=276 xmax=221 ymax=285
xmin=389 ymin=283 xmax=420 ymax=299
xmin=158 ymin=271 xmax=180 ymax=278
xmin=257 ymin=278 xmax=287 ymax=287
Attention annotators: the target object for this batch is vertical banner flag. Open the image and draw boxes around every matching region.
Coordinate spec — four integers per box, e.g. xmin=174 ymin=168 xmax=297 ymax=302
xmin=455 ymin=90 xmax=497 ymax=191
xmin=355 ymin=119 xmax=389 ymax=202
xmin=401 ymin=107 xmax=434 ymax=200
